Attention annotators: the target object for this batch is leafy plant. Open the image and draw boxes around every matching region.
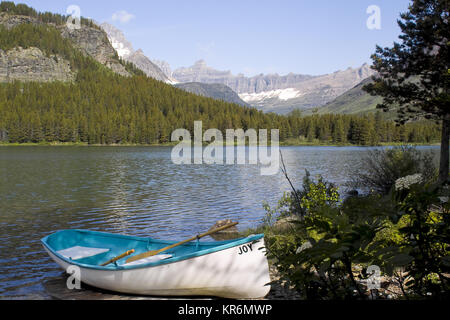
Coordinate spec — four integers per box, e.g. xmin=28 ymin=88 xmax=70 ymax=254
xmin=285 ymin=170 xmax=341 ymax=218
xmin=264 ymin=173 xmax=389 ymax=299
xmin=374 ymin=181 xmax=450 ymax=299
xmin=263 ymin=151 xmax=448 ymax=300
xmin=351 ymin=146 xmax=437 ymax=195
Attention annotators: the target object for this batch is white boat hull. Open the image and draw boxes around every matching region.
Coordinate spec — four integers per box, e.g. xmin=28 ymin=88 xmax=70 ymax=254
xmin=45 ymin=238 xmax=271 ymax=299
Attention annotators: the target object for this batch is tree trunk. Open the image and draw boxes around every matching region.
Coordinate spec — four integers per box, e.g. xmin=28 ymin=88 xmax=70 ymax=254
xmin=438 ymin=116 xmax=450 ymax=184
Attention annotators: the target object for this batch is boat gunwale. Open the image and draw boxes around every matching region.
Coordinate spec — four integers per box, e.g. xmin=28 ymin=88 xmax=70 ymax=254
xmin=41 ymin=229 xmax=265 ymax=271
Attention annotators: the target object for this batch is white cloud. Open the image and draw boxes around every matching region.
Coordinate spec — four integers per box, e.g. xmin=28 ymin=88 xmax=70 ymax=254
xmin=111 ymin=10 xmax=135 ymax=24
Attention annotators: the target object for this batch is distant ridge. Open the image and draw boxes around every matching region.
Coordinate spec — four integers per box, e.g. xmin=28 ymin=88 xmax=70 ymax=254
xmin=304 ymin=77 xmax=383 ymax=115
xmin=175 ymin=82 xmax=249 ymax=106
xmin=173 ymin=60 xmax=376 ymax=114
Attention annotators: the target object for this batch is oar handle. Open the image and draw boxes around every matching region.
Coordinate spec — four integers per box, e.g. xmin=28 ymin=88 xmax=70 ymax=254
xmin=100 ymin=249 xmax=135 ymax=266
xmin=126 ymin=222 xmax=239 ymax=264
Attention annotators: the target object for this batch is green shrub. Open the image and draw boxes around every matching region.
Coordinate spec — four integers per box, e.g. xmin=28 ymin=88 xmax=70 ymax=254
xmin=264 ymin=174 xmax=388 ymax=299
xmin=351 ymin=146 xmax=437 ymax=195
xmin=375 ymin=180 xmax=450 ymax=298
xmin=263 ymin=166 xmax=449 ymax=299
xmin=288 ymin=170 xmax=341 ymax=218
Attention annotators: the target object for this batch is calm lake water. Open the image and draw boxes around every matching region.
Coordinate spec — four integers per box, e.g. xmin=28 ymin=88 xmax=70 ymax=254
xmin=0 ymin=145 xmax=440 ymax=299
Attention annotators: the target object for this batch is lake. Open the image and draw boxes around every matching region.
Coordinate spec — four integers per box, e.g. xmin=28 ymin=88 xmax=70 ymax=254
xmin=0 ymin=145 xmax=440 ymax=299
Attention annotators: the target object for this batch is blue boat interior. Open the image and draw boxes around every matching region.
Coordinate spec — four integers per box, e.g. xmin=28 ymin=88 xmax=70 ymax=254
xmin=41 ymin=229 xmax=264 ymax=270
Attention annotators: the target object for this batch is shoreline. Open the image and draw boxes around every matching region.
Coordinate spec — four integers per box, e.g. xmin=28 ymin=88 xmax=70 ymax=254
xmin=0 ymin=142 xmax=441 ymax=147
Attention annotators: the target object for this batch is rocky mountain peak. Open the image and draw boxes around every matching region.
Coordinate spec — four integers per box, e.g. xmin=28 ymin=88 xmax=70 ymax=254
xmin=59 ymin=24 xmax=130 ymax=77
xmin=100 ymin=22 xmax=133 ymax=58
xmin=0 ymin=12 xmax=131 ymax=79
xmin=152 ymin=59 xmax=174 ymax=80
xmin=100 ymin=23 xmax=175 ymax=83
xmin=194 ymin=59 xmax=207 ymax=67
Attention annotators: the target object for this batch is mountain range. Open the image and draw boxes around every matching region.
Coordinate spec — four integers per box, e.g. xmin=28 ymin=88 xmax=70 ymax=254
xmin=99 ymin=23 xmax=254 ymax=106
xmin=99 ymin=23 xmax=379 ymax=115
xmin=0 ymin=3 xmax=438 ymax=148
xmin=173 ymin=60 xmax=376 ymax=114
xmin=0 ymin=11 xmax=380 ymax=116
xmin=0 ymin=4 xmax=290 ymax=146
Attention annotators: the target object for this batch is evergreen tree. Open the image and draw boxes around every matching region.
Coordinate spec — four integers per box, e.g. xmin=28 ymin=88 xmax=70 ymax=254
xmin=332 ymin=117 xmax=347 ymax=144
xmin=363 ymin=0 xmax=450 ymax=183
xmin=306 ymin=121 xmax=316 ymax=142
xmin=0 ymin=4 xmax=442 ymax=148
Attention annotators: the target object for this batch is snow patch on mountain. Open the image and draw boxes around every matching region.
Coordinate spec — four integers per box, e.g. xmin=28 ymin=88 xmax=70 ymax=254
xmin=100 ymin=22 xmax=134 ymax=59
xmin=240 ymin=88 xmax=303 ymax=102
xmin=109 ymin=39 xmax=132 ymax=58
xmin=100 ymin=22 xmax=172 ymax=82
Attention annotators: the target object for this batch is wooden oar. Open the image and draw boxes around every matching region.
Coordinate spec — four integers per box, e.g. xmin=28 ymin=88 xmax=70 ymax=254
xmin=126 ymin=222 xmax=239 ymax=264
xmin=100 ymin=249 xmax=135 ymax=266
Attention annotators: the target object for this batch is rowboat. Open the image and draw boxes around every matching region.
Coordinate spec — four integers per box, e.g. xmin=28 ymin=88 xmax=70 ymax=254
xmin=41 ymin=229 xmax=271 ymax=299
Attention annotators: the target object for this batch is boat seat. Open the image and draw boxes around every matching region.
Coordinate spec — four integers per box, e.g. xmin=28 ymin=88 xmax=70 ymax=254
xmin=124 ymin=254 xmax=172 ymax=266
xmin=57 ymin=246 xmax=110 ymax=260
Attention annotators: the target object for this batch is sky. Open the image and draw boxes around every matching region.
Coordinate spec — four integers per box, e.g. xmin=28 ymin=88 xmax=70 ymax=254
xmin=8 ymin=0 xmax=412 ymax=76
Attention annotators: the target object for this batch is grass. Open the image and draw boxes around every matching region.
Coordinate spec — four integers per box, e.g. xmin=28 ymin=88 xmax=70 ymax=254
xmin=281 ymin=137 xmax=352 ymax=147
xmin=0 ymin=141 xmax=179 ymax=147
xmin=280 ymin=137 xmax=440 ymax=147
xmin=378 ymin=141 xmax=440 ymax=146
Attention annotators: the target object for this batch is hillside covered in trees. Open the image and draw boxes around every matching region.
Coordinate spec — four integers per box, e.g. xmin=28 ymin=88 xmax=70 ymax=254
xmin=0 ymin=3 xmax=442 ymax=146
xmin=0 ymin=1 xmax=99 ymax=29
